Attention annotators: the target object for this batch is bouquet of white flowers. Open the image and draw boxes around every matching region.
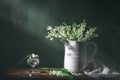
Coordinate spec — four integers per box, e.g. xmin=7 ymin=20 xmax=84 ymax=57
xmin=46 ymin=20 xmax=98 ymax=42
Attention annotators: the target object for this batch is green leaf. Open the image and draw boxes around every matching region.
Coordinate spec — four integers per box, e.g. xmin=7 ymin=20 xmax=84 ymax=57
xmin=62 ymin=22 xmax=67 ymax=26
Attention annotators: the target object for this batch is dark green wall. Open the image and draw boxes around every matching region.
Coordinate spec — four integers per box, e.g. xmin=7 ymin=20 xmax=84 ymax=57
xmin=0 ymin=0 xmax=120 ymax=73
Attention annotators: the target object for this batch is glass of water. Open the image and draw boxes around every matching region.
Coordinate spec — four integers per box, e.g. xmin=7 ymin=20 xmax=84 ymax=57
xmin=27 ymin=53 xmax=40 ymax=76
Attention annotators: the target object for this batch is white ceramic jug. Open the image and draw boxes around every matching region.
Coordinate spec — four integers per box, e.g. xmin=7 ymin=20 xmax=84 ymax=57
xmin=64 ymin=40 xmax=97 ymax=72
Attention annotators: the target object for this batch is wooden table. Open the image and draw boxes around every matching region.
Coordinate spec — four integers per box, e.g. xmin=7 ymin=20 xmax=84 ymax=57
xmin=0 ymin=68 xmax=120 ymax=80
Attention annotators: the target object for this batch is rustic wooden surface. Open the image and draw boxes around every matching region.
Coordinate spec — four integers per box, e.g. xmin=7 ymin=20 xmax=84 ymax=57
xmin=0 ymin=68 xmax=119 ymax=80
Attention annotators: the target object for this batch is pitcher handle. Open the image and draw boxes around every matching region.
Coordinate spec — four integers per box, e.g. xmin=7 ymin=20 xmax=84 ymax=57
xmin=86 ymin=42 xmax=97 ymax=61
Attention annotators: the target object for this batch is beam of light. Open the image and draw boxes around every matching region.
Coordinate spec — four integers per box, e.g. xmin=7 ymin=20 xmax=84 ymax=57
xmin=3 ymin=0 xmax=62 ymax=47
xmin=10 ymin=0 xmax=53 ymax=36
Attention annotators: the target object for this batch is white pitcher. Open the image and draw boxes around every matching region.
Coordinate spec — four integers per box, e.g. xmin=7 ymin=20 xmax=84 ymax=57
xmin=64 ymin=40 xmax=97 ymax=72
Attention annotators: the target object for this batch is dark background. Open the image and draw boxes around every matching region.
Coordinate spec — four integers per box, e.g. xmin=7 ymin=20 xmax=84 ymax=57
xmin=0 ymin=0 xmax=120 ymax=73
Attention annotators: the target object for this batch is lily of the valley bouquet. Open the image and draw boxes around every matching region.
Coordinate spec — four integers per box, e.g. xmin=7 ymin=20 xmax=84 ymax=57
xmin=46 ymin=20 xmax=98 ymax=42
